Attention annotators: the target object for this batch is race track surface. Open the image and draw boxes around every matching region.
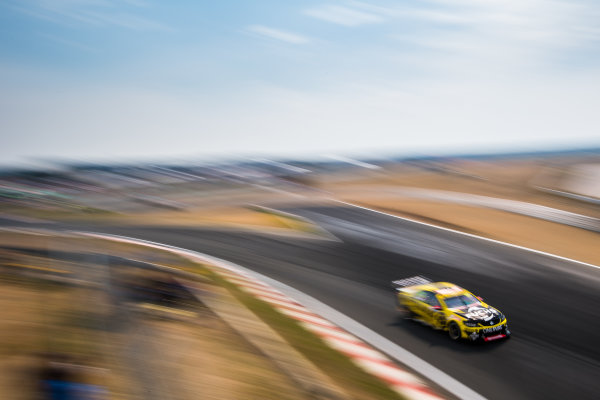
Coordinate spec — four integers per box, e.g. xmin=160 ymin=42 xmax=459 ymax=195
xmin=18 ymin=205 xmax=600 ymax=399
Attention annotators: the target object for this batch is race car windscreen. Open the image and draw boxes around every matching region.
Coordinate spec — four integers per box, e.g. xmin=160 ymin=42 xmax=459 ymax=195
xmin=443 ymin=294 xmax=480 ymax=308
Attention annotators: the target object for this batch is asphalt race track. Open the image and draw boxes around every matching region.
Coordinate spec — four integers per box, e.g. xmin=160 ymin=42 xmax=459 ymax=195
xmin=12 ymin=205 xmax=600 ymax=400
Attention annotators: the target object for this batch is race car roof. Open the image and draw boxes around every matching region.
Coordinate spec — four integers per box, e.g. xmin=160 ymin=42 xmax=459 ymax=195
xmin=401 ymin=281 xmax=468 ymax=297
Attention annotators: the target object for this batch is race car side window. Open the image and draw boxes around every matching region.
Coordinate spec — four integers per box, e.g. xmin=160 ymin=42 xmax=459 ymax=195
xmin=424 ymin=292 xmax=441 ymax=308
xmin=415 ymin=291 xmax=440 ymax=307
xmin=414 ymin=291 xmax=429 ymax=302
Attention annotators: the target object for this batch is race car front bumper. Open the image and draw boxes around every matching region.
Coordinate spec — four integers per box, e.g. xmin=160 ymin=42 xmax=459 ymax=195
xmin=482 ymin=333 xmax=508 ymax=342
xmin=465 ymin=324 xmax=510 ymax=341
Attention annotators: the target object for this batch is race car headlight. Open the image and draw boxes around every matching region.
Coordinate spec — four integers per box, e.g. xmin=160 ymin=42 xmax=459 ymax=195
xmin=493 ymin=308 xmax=505 ymax=321
xmin=463 ymin=320 xmax=478 ymax=327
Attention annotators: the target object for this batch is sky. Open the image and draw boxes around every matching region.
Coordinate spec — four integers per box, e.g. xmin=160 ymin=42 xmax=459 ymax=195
xmin=1 ymin=0 xmax=600 ymax=166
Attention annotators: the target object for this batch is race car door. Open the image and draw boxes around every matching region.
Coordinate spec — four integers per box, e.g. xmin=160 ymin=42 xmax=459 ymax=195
xmin=413 ymin=291 xmax=444 ymax=327
xmin=411 ymin=291 xmax=433 ymax=322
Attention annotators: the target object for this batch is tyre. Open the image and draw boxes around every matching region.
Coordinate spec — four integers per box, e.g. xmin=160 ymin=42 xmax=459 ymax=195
xmin=448 ymin=321 xmax=461 ymax=340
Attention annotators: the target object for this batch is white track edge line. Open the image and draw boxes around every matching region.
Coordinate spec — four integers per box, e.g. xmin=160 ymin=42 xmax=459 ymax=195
xmin=333 ymin=200 xmax=600 ymax=270
xmin=78 ymin=231 xmax=486 ymax=400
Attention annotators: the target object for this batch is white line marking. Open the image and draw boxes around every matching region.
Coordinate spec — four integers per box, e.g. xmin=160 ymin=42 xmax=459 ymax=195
xmin=334 ymin=200 xmax=600 ymax=270
xmin=213 ymin=269 xmax=254 ymax=280
xmin=225 ymin=277 xmax=282 ymax=292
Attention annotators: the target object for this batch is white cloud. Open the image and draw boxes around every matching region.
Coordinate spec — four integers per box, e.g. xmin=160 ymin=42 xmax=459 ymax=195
xmin=304 ymin=5 xmax=383 ymax=27
xmin=7 ymin=0 xmax=170 ymax=31
xmin=389 ymin=0 xmax=599 ymax=47
xmin=366 ymin=0 xmax=600 ymax=78
xmin=247 ymin=25 xmax=309 ymax=44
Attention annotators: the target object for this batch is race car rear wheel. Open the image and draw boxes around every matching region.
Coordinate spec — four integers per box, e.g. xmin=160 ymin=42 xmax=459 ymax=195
xmin=448 ymin=321 xmax=461 ymax=340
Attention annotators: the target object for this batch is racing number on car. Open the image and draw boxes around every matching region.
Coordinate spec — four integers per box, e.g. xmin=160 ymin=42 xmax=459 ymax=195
xmin=434 ymin=312 xmax=446 ymax=329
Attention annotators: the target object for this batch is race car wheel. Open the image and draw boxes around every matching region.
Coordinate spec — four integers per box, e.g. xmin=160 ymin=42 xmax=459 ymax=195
xmin=448 ymin=321 xmax=461 ymax=340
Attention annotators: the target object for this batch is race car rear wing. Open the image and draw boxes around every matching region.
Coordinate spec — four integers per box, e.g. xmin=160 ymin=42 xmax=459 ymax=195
xmin=391 ymin=276 xmax=431 ymax=291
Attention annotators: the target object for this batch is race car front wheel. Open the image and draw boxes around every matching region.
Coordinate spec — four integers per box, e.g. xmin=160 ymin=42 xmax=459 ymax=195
xmin=448 ymin=322 xmax=461 ymax=340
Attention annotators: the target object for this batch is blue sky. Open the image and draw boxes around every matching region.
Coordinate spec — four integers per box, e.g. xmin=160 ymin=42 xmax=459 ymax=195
xmin=1 ymin=0 xmax=600 ymax=165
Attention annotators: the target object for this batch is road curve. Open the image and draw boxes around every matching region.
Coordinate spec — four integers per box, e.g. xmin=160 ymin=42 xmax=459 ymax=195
xmin=38 ymin=205 xmax=600 ymax=399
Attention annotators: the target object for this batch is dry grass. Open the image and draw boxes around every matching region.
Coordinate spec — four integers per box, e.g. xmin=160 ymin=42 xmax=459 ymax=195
xmin=0 ymin=231 xmax=406 ymax=400
xmin=0 ymin=280 xmax=115 ymax=399
xmin=0 ymin=234 xmax=309 ymax=400
xmin=146 ymin=318 xmax=307 ymax=400
xmin=94 ymin=206 xmax=293 ymax=229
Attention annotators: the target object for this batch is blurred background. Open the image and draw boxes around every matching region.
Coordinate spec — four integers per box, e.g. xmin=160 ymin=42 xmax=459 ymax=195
xmin=1 ymin=1 xmax=599 ymax=400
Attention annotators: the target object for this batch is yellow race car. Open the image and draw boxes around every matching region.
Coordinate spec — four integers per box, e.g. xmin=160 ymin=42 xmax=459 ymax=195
xmin=393 ymin=276 xmax=510 ymax=342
